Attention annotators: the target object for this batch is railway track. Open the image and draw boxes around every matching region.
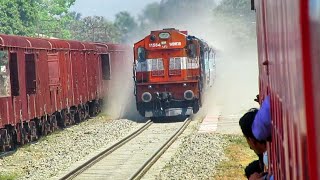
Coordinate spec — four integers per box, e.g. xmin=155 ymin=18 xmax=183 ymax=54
xmin=59 ymin=118 xmax=191 ymax=180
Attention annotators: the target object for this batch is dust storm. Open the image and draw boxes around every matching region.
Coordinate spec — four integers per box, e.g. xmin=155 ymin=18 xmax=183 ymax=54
xmin=103 ymin=2 xmax=259 ymax=131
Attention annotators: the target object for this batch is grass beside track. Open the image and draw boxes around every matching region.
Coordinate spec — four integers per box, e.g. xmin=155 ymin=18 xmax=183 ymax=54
xmin=0 ymin=172 xmax=18 ymax=180
xmin=214 ymin=134 xmax=257 ymax=180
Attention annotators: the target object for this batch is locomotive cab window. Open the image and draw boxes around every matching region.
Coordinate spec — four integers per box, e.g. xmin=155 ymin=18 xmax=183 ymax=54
xmin=101 ymin=54 xmax=111 ymax=80
xmin=9 ymin=52 xmax=20 ymax=96
xmin=187 ymin=44 xmax=196 ymax=58
xmin=0 ymin=50 xmax=11 ymax=97
xmin=25 ymin=53 xmax=37 ymax=94
xmin=138 ymin=47 xmax=146 ymax=62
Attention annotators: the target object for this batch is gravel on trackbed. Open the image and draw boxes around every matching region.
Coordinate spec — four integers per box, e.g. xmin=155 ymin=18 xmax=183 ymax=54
xmin=156 ymin=133 xmax=228 ymax=180
xmin=0 ymin=117 xmax=231 ymax=180
xmin=0 ymin=116 xmax=140 ymax=180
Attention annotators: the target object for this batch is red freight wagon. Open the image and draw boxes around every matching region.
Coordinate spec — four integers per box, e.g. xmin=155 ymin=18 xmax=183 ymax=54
xmin=0 ymin=34 xmax=130 ymax=151
xmin=252 ymin=0 xmax=320 ymax=179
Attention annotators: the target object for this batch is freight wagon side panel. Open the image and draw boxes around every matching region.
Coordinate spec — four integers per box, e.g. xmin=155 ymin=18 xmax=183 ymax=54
xmin=58 ymin=51 xmax=68 ymax=110
xmin=66 ymin=52 xmax=73 ymax=107
xmin=309 ymin=1 xmax=320 ymax=178
xmin=80 ymin=52 xmax=88 ymax=104
xmin=47 ymin=52 xmax=62 ymax=112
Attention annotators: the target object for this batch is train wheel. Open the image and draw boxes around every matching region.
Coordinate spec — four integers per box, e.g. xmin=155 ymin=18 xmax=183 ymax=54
xmin=0 ymin=136 xmax=5 ymax=152
xmin=85 ymin=104 xmax=90 ymax=119
xmin=17 ymin=125 xmax=28 ymax=145
xmin=50 ymin=115 xmax=58 ymax=131
xmin=0 ymin=129 xmax=8 ymax=152
xmin=69 ymin=109 xmax=76 ymax=125
xmin=41 ymin=117 xmax=50 ymax=136
xmin=9 ymin=128 xmax=17 ymax=150
xmin=74 ymin=111 xmax=81 ymax=124
xmin=29 ymin=121 xmax=38 ymax=141
xmin=57 ymin=110 xmax=67 ymax=128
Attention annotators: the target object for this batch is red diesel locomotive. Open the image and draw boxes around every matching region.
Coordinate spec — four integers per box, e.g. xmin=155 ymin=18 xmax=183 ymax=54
xmin=133 ymin=28 xmax=216 ymax=118
xmin=0 ymin=34 xmax=131 ymax=151
xmin=253 ymin=0 xmax=320 ymax=179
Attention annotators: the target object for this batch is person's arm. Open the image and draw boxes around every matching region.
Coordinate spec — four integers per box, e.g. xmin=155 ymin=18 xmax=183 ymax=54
xmin=252 ymin=95 xmax=271 ymax=141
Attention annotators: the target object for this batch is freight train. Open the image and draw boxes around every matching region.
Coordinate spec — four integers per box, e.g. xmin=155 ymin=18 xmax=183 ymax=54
xmin=252 ymin=0 xmax=320 ymax=179
xmin=133 ymin=28 xmax=216 ymax=118
xmin=0 ymin=34 xmax=131 ymax=151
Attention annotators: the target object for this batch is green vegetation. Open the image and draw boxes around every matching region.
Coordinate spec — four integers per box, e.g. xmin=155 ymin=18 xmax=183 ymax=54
xmin=0 ymin=172 xmax=18 ymax=180
xmin=0 ymin=0 xmax=255 ymax=44
xmin=214 ymin=134 xmax=257 ymax=180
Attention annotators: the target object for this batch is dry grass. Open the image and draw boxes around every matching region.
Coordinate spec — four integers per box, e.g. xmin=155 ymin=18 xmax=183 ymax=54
xmin=214 ymin=134 xmax=257 ymax=180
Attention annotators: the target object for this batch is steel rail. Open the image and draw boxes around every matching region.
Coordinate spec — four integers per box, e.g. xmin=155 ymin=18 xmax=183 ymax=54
xmin=129 ymin=118 xmax=191 ymax=180
xmin=59 ymin=120 xmax=153 ymax=180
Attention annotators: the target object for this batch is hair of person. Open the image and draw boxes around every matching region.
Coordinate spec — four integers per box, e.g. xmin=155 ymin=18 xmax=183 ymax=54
xmin=239 ymin=108 xmax=266 ymax=144
xmin=244 ymin=160 xmax=263 ymax=178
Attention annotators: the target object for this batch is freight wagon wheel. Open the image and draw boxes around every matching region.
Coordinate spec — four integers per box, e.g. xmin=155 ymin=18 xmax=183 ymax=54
xmin=74 ymin=111 xmax=81 ymax=124
xmin=29 ymin=121 xmax=38 ymax=141
xmin=18 ymin=126 xmax=28 ymax=145
xmin=85 ymin=104 xmax=90 ymax=119
xmin=89 ymin=101 xmax=99 ymax=117
xmin=45 ymin=121 xmax=51 ymax=135
xmin=79 ymin=108 xmax=86 ymax=122
xmin=57 ymin=110 xmax=68 ymax=128
xmin=9 ymin=128 xmax=17 ymax=150
xmin=0 ymin=137 xmax=5 ymax=152
xmin=41 ymin=117 xmax=51 ymax=136
xmin=50 ymin=115 xmax=58 ymax=131
xmin=69 ymin=110 xmax=76 ymax=125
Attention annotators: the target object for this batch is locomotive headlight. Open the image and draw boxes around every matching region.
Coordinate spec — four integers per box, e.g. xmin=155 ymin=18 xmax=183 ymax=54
xmin=184 ymin=90 xmax=194 ymax=100
xmin=148 ymin=85 xmax=152 ymax=89
xmin=142 ymin=92 xmax=152 ymax=103
xmin=183 ymin=83 xmax=187 ymax=87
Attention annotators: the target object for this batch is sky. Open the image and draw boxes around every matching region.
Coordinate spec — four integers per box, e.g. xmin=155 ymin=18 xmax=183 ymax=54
xmin=71 ymin=0 xmax=161 ymax=20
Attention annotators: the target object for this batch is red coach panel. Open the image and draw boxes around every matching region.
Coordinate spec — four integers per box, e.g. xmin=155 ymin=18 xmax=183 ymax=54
xmin=25 ymin=37 xmax=52 ymax=49
xmin=309 ymin=1 xmax=320 ymax=178
xmin=0 ymin=34 xmax=31 ymax=48
xmin=255 ymin=0 xmax=319 ymax=179
xmin=47 ymin=39 xmax=72 ymax=109
xmin=47 ymin=39 xmax=70 ymax=50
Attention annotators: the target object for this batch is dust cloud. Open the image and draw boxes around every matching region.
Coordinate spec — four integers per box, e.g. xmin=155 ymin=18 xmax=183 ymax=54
xmin=179 ymin=12 xmax=260 ymax=131
xmin=104 ymin=4 xmax=260 ymax=127
xmin=103 ymin=51 xmax=145 ymax=122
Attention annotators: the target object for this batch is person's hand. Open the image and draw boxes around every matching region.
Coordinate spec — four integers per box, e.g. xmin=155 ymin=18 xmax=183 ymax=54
xmin=254 ymin=94 xmax=260 ymax=104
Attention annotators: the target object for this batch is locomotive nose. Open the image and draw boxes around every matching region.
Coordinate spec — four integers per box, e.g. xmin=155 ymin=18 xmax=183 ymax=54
xmin=184 ymin=90 xmax=194 ymax=100
xmin=141 ymin=92 xmax=152 ymax=102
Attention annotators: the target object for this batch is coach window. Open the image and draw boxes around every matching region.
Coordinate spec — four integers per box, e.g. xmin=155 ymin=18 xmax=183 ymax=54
xmin=25 ymin=53 xmax=37 ymax=94
xmin=0 ymin=50 xmax=11 ymax=97
xmin=101 ymin=54 xmax=111 ymax=80
xmin=9 ymin=53 xmax=20 ymax=96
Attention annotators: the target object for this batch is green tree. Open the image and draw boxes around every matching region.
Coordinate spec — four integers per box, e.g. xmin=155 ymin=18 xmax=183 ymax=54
xmin=114 ymin=11 xmax=137 ymax=42
xmin=0 ymin=0 xmax=38 ymax=35
xmin=0 ymin=0 xmax=76 ymax=38
xmin=35 ymin=0 xmax=76 ymax=39
xmin=69 ymin=16 xmax=120 ymax=43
